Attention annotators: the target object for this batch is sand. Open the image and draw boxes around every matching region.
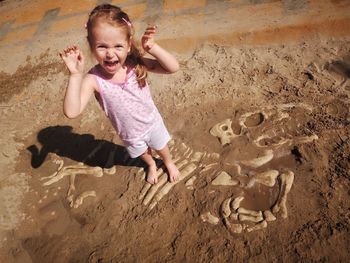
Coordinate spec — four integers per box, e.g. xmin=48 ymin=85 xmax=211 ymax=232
xmin=0 ymin=32 xmax=349 ymax=263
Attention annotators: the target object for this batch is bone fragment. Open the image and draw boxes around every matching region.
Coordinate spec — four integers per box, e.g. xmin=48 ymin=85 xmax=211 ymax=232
xmin=231 ymin=196 xmax=244 ymax=211
xmin=247 ymin=170 xmax=279 ymax=187
xmin=208 ymin=153 xmax=220 ymax=160
xmin=199 ymin=163 xmax=219 ymax=174
xmin=210 ymin=119 xmax=236 ymax=145
xmin=294 ymin=134 xmax=318 ymax=144
xmin=237 ymin=208 xmax=262 ymax=218
xmin=272 ymin=171 xmax=294 ymax=218
xmin=73 ymin=190 xmax=96 ymax=208
xmin=185 ymin=175 xmax=197 ymax=189
xmin=212 ymin=171 xmax=239 ymax=186
xmin=240 ymin=149 xmax=273 ymax=168
xmin=246 ymin=220 xmax=267 ymax=232
xmin=148 ymin=163 xmax=197 ymax=210
xmin=254 ymin=135 xmax=290 ymax=147
xmin=221 ymin=197 xmax=232 ymax=218
xmin=40 ymin=158 xmax=65 ymax=181
xmin=138 ymin=166 xmax=166 ymax=200
xmin=43 ymin=166 xmax=103 ymax=186
xmin=142 ymin=174 xmax=168 ymax=205
xmin=224 ymin=218 xmax=244 ymax=233
xmin=201 ymin=212 xmax=219 ymax=225
xmin=103 ymin=166 xmax=116 ymax=175
xmin=229 ymin=212 xmax=239 ymax=221
xmin=238 ymin=214 xmax=263 ymax=223
xmin=190 ymin=152 xmax=205 ymax=163
xmin=263 ymin=210 xmax=276 ymax=222
xmin=142 ymin=159 xmax=188 ymax=205
xmin=184 ymin=148 xmax=193 ymax=158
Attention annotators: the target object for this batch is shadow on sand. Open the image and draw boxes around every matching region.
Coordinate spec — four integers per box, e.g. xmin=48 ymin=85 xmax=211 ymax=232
xmin=27 ymin=125 xmax=144 ymax=169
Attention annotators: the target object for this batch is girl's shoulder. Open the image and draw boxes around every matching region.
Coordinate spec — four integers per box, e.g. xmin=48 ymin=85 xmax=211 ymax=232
xmin=85 ymin=66 xmax=100 ymax=92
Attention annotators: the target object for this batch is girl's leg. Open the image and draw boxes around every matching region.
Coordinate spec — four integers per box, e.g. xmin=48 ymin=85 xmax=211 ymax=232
xmin=140 ymin=148 xmax=158 ymax=184
xmin=155 ymin=144 xmax=180 ymax=182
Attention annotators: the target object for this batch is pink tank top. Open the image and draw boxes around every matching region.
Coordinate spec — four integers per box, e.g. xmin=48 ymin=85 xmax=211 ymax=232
xmin=90 ymin=66 xmax=161 ymax=145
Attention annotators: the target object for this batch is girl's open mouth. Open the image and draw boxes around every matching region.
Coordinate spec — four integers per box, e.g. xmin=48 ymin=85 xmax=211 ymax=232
xmin=104 ymin=60 xmax=118 ymax=71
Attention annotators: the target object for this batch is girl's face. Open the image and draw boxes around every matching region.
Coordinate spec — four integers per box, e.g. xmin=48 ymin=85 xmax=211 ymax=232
xmin=90 ymin=20 xmax=131 ymax=76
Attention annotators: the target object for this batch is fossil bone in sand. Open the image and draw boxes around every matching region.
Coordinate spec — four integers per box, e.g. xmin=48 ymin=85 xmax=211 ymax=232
xmin=238 ymin=214 xmax=264 ymax=223
xmin=224 ymin=218 xmax=244 ymax=234
xmin=231 ymin=196 xmax=244 ymax=211
xmin=263 ymin=210 xmax=277 ymax=222
xmin=237 ymin=208 xmax=263 ymax=218
xmin=272 ymin=170 xmax=294 ymax=218
xmin=201 ymin=212 xmax=220 ymax=225
xmin=212 ymin=171 xmax=239 ymax=186
xmin=185 ymin=175 xmax=197 ymax=190
xmin=142 ymin=159 xmax=189 ymax=205
xmin=240 ymin=149 xmax=274 ymax=168
xmin=221 ymin=197 xmax=232 ymax=218
xmin=73 ymin=190 xmax=96 ymax=208
xmin=210 ymin=119 xmax=238 ymax=145
xmin=42 ymin=163 xmax=103 ymax=186
xmin=246 ymin=220 xmax=268 ymax=232
xmin=148 ymin=163 xmax=197 ymax=210
xmin=247 ymin=170 xmax=279 ymax=187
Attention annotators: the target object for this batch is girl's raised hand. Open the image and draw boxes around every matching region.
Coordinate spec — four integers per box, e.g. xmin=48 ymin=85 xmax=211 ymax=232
xmin=141 ymin=25 xmax=157 ymax=52
xmin=59 ymin=45 xmax=85 ymax=75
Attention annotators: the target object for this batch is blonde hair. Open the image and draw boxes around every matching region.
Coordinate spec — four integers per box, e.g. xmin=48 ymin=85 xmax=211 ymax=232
xmin=86 ymin=4 xmax=147 ymax=87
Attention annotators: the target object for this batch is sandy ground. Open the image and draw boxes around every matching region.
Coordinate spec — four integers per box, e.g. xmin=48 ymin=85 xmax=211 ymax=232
xmin=1 ymin=1 xmax=350 ymax=263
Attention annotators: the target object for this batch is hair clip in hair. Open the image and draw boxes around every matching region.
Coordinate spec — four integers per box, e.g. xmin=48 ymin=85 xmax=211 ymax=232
xmin=122 ymin=17 xmax=132 ymax=27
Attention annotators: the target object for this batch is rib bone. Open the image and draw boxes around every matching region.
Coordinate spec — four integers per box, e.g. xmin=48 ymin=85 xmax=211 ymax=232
xmin=142 ymin=159 xmax=188 ymax=205
xmin=148 ymin=163 xmax=197 ymax=210
xmin=272 ymin=171 xmax=294 ymax=218
xmin=221 ymin=197 xmax=232 ymax=218
xmin=231 ymin=196 xmax=244 ymax=211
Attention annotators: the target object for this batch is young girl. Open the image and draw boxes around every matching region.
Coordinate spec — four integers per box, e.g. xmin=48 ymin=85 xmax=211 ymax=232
xmin=60 ymin=4 xmax=180 ymax=184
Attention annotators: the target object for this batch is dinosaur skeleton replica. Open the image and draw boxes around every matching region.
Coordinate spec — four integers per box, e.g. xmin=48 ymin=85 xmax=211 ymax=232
xmin=41 ymin=103 xmax=317 ymax=233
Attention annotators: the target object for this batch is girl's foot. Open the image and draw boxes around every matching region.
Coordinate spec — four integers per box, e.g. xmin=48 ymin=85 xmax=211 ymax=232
xmin=165 ymin=162 xmax=180 ymax=182
xmin=146 ymin=164 xmax=158 ymax=184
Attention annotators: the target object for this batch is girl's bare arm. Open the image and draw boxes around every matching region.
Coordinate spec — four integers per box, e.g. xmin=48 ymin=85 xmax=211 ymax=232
xmin=60 ymin=46 xmax=96 ymax=118
xmin=141 ymin=25 xmax=180 ymax=74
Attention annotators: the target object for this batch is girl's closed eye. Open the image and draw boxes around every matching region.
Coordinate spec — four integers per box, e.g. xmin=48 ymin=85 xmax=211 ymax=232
xmin=97 ymin=45 xmax=107 ymax=50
